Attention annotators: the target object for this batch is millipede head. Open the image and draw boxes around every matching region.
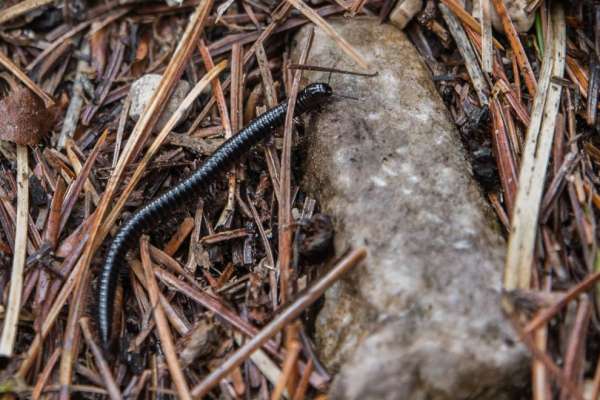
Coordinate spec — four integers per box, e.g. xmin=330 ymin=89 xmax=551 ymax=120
xmin=296 ymin=82 xmax=333 ymax=113
xmin=304 ymin=82 xmax=333 ymax=100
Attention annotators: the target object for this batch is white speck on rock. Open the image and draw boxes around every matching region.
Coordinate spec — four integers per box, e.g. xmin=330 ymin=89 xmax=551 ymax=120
xmin=370 ymin=176 xmax=388 ymax=187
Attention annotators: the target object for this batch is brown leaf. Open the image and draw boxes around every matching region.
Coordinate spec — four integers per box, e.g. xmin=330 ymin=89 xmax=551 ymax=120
xmin=0 ymin=85 xmax=56 ymax=145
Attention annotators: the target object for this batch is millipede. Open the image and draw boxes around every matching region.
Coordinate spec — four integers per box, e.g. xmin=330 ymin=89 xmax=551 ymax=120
xmin=97 ymin=82 xmax=333 ymax=349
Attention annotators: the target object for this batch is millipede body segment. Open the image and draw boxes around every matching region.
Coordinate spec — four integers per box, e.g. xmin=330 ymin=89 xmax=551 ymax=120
xmin=97 ymin=82 xmax=333 ymax=348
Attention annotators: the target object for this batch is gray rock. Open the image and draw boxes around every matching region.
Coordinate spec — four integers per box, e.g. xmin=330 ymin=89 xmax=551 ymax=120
xmin=292 ymin=19 xmax=527 ymax=400
xmin=129 ymin=74 xmax=191 ymax=133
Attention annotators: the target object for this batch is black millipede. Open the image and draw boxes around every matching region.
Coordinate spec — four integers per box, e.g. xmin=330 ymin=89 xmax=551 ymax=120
xmin=97 ymin=82 xmax=333 ymax=349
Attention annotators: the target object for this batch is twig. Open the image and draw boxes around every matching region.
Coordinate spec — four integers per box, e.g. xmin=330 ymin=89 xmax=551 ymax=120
xmin=141 ymin=237 xmax=192 ymax=400
xmin=58 ymin=247 xmax=93 ymax=399
xmin=233 ymin=334 xmax=289 ymax=398
xmin=279 ymin=27 xmax=313 ymax=305
xmin=65 ymin=140 xmax=100 ymax=205
xmin=164 ymin=217 xmax=195 ymax=256
xmin=560 ymin=297 xmax=591 ymax=400
xmin=190 ymin=248 xmax=367 ymax=398
xmin=522 ymin=269 xmax=600 ymax=334
xmin=248 ymin=194 xmax=275 ymax=270
xmin=272 ymin=339 xmax=301 ymax=400
xmin=590 ymin=353 xmax=600 ymax=400
xmin=287 ymin=63 xmax=377 ymax=77
xmin=31 ymin=348 xmax=60 ymax=400
xmin=197 ymin=40 xmax=233 ymax=141
xmin=155 ymin=267 xmax=282 ymax=356
xmin=79 ymin=318 xmax=122 ymax=400
xmin=292 ymin=358 xmax=313 ymax=400
xmin=491 ymin=0 xmax=537 ymax=97
xmin=505 ymin=309 xmax=585 ymax=400
xmin=59 ymin=130 xmax=108 ymax=234
xmin=0 ymin=145 xmax=29 ymax=356
xmin=284 ymin=0 xmax=371 ymax=71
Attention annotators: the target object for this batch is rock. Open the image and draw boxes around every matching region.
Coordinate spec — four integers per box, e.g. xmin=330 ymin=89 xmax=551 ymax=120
xmin=389 ymin=0 xmax=423 ymax=30
xmin=472 ymin=0 xmax=535 ymax=33
xmin=292 ymin=19 xmax=527 ymax=400
xmin=129 ymin=74 xmax=191 ymax=133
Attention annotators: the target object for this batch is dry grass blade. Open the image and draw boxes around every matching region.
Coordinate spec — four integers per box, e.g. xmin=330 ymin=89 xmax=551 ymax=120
xmin=0 ymin=145 xmax=29 ymax=357
xmin=284 ymin=0 xmax=371 ymax=71
xmin=79 ymin=318 xmax=122 ymax=400
xmin=190 ymin=248 xmax=367 ymax=398
xmin=140 ymin=237 xmax=192 ymax=400
xmin=504 ymin=3 xmax=565 ymax=291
